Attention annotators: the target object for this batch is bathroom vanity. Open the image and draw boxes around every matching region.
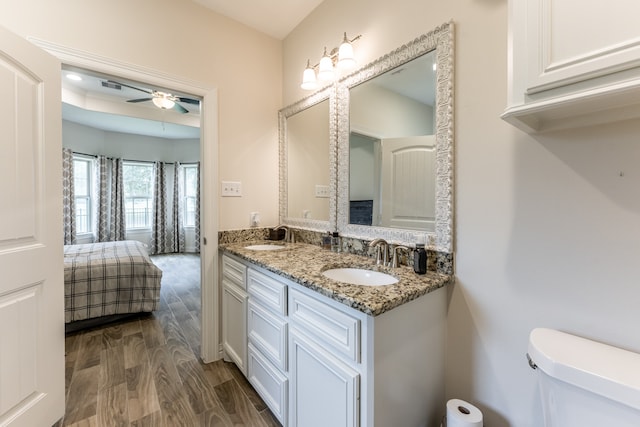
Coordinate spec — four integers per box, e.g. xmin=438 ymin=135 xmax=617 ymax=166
xmin=220 ymin=241 xmax=453 ymax=427
xmin=224 ymin=20 xmax=456 ymax=427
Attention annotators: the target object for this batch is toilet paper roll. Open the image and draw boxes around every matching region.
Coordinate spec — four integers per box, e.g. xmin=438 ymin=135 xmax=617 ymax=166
xmin=446 ymin=399 xmax=483 ymax=427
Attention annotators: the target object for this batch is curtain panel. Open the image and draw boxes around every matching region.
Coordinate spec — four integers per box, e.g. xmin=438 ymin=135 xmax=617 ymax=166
xmin=150 ymin=161 xmax=168 ymax=255
xmin=62 ymin=148 xmax=76 ymax=245
xmin=171 ymin=162 xmax=185 ymax=253
xmin=110 ymin=158 xmax=126 ymax=241
xmin=96 ymin=156 xmax=126 ymax=242
xmin=195 ymin=162 xmax=201 ymax=253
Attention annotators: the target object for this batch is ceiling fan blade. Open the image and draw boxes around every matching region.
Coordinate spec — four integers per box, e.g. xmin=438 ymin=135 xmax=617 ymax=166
xmin=127 ymin=98 xmax=153 ymax=103
xmin=173 ymin=103 xmax=189 ymax=114
xmin=108 ymin=80 xmax=153 ymax=95
xmin=176 ymin=97 xmax=200 ymax=105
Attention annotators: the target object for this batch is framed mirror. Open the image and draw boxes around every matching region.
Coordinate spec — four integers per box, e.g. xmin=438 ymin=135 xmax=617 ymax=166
xmin=336 ymin=22 xmax=454 ymax=252
xmin=279 ymin=85 xmax=336 ymax=231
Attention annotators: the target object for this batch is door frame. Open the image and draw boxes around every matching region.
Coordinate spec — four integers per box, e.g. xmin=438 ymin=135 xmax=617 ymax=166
xmin=29 ymin=37 xmax=221 ymax=362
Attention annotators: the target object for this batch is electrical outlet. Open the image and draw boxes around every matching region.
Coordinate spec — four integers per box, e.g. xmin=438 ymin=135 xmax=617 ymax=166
xmin=315 ymin=184 xmax=330 ymax=198
xmin=250 ymin=212 xmax=260 ymax=227
xmin=221 ymin=181 xmax=242 ymax=197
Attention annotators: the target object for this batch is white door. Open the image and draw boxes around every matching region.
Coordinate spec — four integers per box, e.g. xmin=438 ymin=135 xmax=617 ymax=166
xmin=289 ymin=328 xmax=359 ymax=427
xmin=380 ymin=135 xmax=436 ymax=231
xmin=0 ymin=25 xmax=64 ymax=426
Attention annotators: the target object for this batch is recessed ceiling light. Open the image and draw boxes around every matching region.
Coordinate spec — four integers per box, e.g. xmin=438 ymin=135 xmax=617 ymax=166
xmin=66 ymin=73 xmax=82 ymax=81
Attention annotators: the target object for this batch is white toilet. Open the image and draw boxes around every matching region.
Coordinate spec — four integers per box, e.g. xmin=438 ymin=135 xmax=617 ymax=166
xmin=528 ymin=328 xmax=640 ymax=427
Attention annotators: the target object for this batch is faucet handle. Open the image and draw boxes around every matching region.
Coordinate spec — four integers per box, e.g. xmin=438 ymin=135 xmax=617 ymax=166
xmin=392 ymin=245 xmax=410 ymax=268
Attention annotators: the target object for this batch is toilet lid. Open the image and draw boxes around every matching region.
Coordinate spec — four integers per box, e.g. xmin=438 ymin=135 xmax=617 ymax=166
xmin=528 ymin=328 xmax=640 ymax=411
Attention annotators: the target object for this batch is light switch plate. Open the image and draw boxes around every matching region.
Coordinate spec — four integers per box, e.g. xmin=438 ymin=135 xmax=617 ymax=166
xmin=315 ymin=184 xmax=330 ymax=198
xmin=221 ymin=181 xmax=242 ymax=197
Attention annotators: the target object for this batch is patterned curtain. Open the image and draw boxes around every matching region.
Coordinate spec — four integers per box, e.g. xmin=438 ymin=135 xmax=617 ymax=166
xmin=96 ymin=156 xmax=126 ymax=242
xmin=171 ymin=162 xmax=185 ymax=253
xmin=110 ymin=158 xmax=126 ymax=241
xmin=195 ymin=162 xmax=201 ymax=253
xmin=96 ymin=156 xmax=109 ymax=242
xmin=150 ymin=161 xmax=168 ymax=255
xmin=62 ymin=148 xmax=76 ymax=245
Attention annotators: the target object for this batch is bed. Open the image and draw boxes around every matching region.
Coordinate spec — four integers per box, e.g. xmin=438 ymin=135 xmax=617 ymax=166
xmin=63 ymin=240 xmax=162 ymax=324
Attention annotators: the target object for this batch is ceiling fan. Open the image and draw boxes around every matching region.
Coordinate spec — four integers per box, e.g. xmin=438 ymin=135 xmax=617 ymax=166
xmin=107 ymin=80 xmax=199 ymax=114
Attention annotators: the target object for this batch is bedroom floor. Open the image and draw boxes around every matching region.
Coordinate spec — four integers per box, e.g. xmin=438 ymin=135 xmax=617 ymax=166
xmin=62 ymin=253 xmax=280 ymax=427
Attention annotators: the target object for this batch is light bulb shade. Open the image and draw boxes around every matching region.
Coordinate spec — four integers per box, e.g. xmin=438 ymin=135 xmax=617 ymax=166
xmin=318 ymin=54 xmax=335 ymax=81
xmin=337 ymin=41 xmax=356 ymax=70
xmin=153 ymin=95 xmax=175 ymax=109
xmin=301 ymin=66 xmax=318 ymax=90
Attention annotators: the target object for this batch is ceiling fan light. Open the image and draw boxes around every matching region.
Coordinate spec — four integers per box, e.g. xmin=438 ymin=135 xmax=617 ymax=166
xmin=301 ymin=60 xmax=318 ymax=90
xmin=152 ymin=95 xmax=175 ymax=110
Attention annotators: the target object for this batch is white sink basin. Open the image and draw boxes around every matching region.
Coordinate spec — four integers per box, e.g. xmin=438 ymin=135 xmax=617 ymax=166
xmin=244 ymin=244 xmax=285 ymax=251
xmin=322 ymin=268 xmax=398 ymax=286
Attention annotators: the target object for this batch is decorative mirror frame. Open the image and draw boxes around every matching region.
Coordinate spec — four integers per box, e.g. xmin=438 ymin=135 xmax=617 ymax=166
xmin=336 ymin=21 xmax=454 ymax=252
xmin=279 ymin=84 xmax=337 ymax=231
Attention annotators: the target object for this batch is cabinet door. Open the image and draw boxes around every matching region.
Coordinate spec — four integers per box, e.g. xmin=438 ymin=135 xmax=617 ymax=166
xmin=222 ymin=281 xmax=248 ymax=375
xmin=290 ymin=328 xmax=360 ymax=427
xmin=524 ymin=0 xmax=640 ymax=93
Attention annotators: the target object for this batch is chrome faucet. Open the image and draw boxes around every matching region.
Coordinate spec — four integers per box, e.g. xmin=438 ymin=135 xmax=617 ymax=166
xmin=369 ymin=238 xmax=389 ymax=266
xmin=273 ymin=225 xmax=295 ymax=243
xmin=391 ymin=245 xmax=410 ymax=268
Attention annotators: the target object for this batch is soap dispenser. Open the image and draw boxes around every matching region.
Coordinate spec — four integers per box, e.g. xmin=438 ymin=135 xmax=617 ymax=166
xmin=331 ymin=232 xmax=341 ymax=253
xmin=413 ymin=237 xmax=427 ymax=275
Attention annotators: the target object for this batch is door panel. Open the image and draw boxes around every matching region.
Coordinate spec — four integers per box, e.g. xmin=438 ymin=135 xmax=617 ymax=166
xmin=290 ymin=328 xmax=359 ymax=427
xmin=0 ymin=25 xmax=64 ymax=426
xmin=380 ymin=135 xmax=436 ymax=231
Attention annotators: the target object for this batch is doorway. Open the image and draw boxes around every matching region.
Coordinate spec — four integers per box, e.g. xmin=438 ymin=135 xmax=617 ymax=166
xmin=35 ymin=39 xmax=220 ymax=362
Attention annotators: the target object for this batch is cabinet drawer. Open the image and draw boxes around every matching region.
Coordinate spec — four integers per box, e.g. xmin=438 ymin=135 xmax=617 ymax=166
xmin=248 ymin=343 xmax=288 ymax=426
xmin=247 ymin=269 xmax=287 ymax=315
xmin=289 ymin=288 xmax=360 ymax=363
xmin=222 ymin=255 xmax=247 ymax=289
xmin=248 ymin=300 xmax=288 ymax=372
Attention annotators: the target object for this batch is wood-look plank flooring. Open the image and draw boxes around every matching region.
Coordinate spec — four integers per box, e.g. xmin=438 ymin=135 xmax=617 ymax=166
xmin=62 ymin=253 xmax=281 ymax=427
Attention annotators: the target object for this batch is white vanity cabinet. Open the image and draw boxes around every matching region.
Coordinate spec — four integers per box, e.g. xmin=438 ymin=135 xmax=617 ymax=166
xmin=221 ymin=253 xmax=447 ymax=427
xmin=503 ymin=0 xmax=640 ymax=132
xmin=221 ymin=254 xmax=248 ymax=375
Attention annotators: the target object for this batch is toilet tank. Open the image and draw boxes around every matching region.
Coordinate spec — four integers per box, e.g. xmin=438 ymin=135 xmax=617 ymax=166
xmin=528 ymin=328 xmax=640 ymax=427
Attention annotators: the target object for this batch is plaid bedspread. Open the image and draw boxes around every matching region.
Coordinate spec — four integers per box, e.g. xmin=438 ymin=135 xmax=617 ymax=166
xmin=64 ymin=240 xmax=162 ymax=323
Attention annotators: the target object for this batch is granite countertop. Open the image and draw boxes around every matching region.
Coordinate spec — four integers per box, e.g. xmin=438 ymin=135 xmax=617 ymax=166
xmin=220 ymin=240 xmax=454 ymax=317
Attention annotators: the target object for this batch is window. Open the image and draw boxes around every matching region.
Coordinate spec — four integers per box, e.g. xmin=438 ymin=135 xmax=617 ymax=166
xmin=183 ymin=165 xmax=198 ymax=227
xmin=73 ymin=157 xmax=93 ymax=234
xmin=123 ymin=162 xmax=154 ymax=229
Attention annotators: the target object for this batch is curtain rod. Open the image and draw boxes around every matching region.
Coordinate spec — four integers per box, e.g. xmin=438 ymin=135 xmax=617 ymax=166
xmin=71 ymin=150 xmax=198 ymax=166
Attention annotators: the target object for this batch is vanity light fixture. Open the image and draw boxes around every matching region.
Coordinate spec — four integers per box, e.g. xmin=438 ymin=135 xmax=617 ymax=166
xmin=66 ymin=73 xmax=82 ymax=81
xmin=300 ymin=32 xmax=362 ymax=90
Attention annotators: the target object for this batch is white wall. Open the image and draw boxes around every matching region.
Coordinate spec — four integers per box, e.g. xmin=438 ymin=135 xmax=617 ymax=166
xmin=351 ymin=83 xmax=434 ymax=137
xmin=0 ymin=0 xmax=282 ymax=231
xmin=285 ymin=2 xmax=640 ymax=427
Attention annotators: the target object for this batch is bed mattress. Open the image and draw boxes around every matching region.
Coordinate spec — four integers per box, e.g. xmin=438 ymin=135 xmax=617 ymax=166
xmin=63 ymin=240 xmax=162 ymax=323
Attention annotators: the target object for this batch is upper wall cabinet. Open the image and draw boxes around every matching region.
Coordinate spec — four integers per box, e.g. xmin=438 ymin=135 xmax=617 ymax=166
xmin=502 ymin=0 xmax=640 ymax=133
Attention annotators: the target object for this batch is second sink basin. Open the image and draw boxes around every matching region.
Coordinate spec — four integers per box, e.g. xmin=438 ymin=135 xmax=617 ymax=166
xmin=244 ymin=244 xmax=285 ymax=251
xmin=322 ymin=268 xmax=398 ymax=286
